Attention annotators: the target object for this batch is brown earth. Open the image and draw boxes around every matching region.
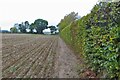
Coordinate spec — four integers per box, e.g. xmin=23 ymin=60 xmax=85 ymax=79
xmin=2 ymin=34 xmax=95 ymax=78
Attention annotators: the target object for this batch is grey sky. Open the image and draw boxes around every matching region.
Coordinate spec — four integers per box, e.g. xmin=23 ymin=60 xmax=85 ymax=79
xmin=0 ymin=0 xmax=98 ymax=30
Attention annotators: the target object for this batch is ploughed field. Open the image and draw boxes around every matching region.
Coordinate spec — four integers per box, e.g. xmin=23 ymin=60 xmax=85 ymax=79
xmin=2 ymin=34 xmax=80 ymax=78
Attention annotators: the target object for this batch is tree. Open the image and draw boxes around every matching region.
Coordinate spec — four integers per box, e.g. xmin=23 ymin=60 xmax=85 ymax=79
xmin=18 ymin=21 xmax=30 ymax=33
xmin=29 ymin=23 xmax=35 ymax=33
xmin=14 ymin=23 xmax=19 ymax=30
xmin=10 ymin=27 xmax=18 ymax=33
xmin=18 ymin=22 xmax=27 ymax=33
xmin=25 ymin=21 xmax=30 ymax=29
xmin=34 ymin=19 xmax=48 ymax=34
xmin=48 ymin=26 xmax=57 ymax=34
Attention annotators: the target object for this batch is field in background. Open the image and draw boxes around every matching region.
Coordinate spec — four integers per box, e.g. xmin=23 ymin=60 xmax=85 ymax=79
xmin=2 ymin=34 xmax=58 ymax=78
xmin=2 ymin=34 xmax=81 ymax=78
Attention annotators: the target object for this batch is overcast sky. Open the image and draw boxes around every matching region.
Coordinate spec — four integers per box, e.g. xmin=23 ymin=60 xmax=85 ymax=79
xmin=0 ymin=0 xmax=98 ymax=30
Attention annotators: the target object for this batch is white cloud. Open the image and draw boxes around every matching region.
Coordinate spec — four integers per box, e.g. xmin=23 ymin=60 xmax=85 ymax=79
xmin=0 ymin=0 xmax=98 ymax=30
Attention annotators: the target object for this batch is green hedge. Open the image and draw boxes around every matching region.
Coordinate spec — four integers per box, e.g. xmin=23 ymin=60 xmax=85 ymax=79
xmin=60 ymin=2 xmax=120 ymax=78
xmin=60 ymin=19 xmax=86 ymax=55
xmin=83 ymin=2 xmax=120 ymax=78
xmin=60 ymin=24 xmax=72 ymax=45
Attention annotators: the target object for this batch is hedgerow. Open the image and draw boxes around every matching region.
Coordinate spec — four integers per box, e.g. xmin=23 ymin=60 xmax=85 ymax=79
xmin=83 ymin=2 xmax=120 ymax=78
xmin=60 ymin=24 xmax=72 ymax=45
xmin=59 ymin=2 xmax=120 ymax=78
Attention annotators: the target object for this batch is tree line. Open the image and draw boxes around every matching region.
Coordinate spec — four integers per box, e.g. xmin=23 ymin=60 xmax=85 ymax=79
xmin=10 ymin=19 xmax=58 ymax=34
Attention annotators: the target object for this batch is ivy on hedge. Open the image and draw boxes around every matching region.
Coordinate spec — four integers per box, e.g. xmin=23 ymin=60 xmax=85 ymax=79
xmin=83 ymin=2 xmax=120 ymax=78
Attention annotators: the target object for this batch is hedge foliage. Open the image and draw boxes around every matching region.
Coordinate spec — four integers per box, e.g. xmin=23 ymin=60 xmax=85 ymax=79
xmin=59 ymin=2 xmax=120 ymax=78
xmin=60 ymin=24 xmax=72 ymax=45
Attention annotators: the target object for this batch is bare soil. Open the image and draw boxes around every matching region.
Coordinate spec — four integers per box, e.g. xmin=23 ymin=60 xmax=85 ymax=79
xmin=2 ymin=34 xmax=82 ymax=78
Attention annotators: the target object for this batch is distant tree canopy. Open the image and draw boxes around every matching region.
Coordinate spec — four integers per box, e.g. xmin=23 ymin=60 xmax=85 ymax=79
xmin=25 ymin=21 xmax=30 ymax=29
xmin=29 ymin=23 xmax=35 ymax=33
xmin=18 ymin=21 xmax=29 ymax=33
xmin=10 ymin=27 xmax=18 ymax=33
xmin=10 ymin=18 xmax=59 ymax=34
xmin=10 ymin=19 xmax=51 ymax=34
xmin=48 ymin=26 xmax=57 ymax=34
xmin=34 ymin=19 xmax=48 ymax=34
